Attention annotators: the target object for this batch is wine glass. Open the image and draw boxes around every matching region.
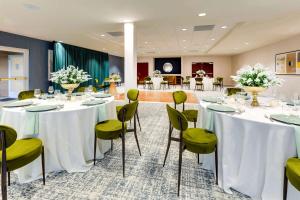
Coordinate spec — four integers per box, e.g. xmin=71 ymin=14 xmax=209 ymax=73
xmin=48 ymin=86 xmax=54 ymax=95
xmin=34 ymin=89 xmax=41 ymax=99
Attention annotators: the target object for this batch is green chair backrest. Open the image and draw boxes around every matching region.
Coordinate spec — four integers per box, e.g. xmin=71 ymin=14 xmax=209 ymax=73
xmin=166 ymin=104 xmax=188 ymax=131
xmin=195 ymin=77 xmax=203 ymax=82
xmin=173 ymin=91 xmax=187 ymax=105
xmin=144 ymin=76 xmax=151 ymax=81
xmin=216 ymin=77 xmax=223 ymax=83
xmin=227 ymin=88 xmax=243 ymax=96
xmin=18 ymin=90 xmax=35 ymax=100
xmin=0 ymin=125 xmax=17 ymax=149
xmin=127 ymin=89 xmax=139 ymax=101
xmin=117 ymin=101 xmax=139 ymax=122
xmin=77 ymin=86 xmax=97 ymax=93
xmin=186 ymin=76 xmax=191 ymax=81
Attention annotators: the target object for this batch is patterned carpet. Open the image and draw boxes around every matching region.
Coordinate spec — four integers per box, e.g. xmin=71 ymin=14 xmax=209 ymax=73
xmin=6 ymin=102 xmax=250 ymax=200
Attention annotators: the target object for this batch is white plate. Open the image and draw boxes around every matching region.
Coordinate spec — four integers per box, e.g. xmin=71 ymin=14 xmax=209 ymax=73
xmin=26 ymin=105 xmax=58 ymax=112
xmin=3 ymin=100 xmax=33 ymax=108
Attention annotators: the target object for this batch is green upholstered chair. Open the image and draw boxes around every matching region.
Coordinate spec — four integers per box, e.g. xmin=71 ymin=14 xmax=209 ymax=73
xmin=77 ymin=86 xmax=97 ymax=93
xmin=181 ymin=77 xmax=190 ymax=89
xmin=226 ymin=87 xmax=243 ymax=96
xmin=213 ymin=77 xmax=223 ymax=90
xmin=18 ymin=90 xmax=45 ymax=100
xmin=0 ymin=125 xmax=45 ymax=200
xmin=195 ymin=77 xmax=204 ymax=91
xmin=160 ymin=77 xmax=169 ymax=90
xmin=284 ymin=158 xmax=300 ymax=200
xmin=144 ymin=76 xmax=153 ymax=90
xmin=94 ymin=101 xmax=141 ymax=177
xmin=163 ymin=105 xmax=218 ymax=196
xmin=173 ymin=91 xmax=198 ymax=128
xmin=116 ymin=89 xmax=142 ymax=131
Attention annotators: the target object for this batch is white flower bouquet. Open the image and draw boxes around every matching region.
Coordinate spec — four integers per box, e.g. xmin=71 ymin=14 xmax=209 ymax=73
xmin=196 ymin=69 xmax=206 ymax=75
xmin=231 ymin=63 xmax=282 ymax=88
xmin=109 ymin=73 xmax=121 ymax=82
xmin=153 ymin=70 xmax=161 ymax=77
xmin=50 ymin=65 xmax=91 ymax=84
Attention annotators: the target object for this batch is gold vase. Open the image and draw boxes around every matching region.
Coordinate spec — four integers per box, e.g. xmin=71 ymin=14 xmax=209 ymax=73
xmin=61 ymin=83 xmax=80 ymax=100
xmin=243 ymin=87 xmax=266 ymax=107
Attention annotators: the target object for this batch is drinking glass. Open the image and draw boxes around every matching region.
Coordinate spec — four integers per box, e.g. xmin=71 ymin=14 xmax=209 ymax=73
xmin=48 ymin=86 xmax=54 ymax=95
xmin=34 ymin=89 xmax=41 ymax=99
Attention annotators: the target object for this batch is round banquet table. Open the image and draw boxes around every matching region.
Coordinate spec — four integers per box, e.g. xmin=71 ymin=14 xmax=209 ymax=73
xmin=199 ymin=98 xmax=300 ymax=200
xmin=151 ymin=77 xmax=163 ymax=90
xmin=190 ymin=77 xmax=213 ymax=90
xmin=0 ymin=95 xmax=116 ymax=183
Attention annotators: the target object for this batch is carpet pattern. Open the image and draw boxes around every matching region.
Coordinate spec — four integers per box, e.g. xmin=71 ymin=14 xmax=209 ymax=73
xmin=5 ymin=102 xmax=250 ymax=200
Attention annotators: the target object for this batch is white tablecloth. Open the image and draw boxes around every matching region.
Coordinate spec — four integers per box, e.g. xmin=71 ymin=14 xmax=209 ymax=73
xmin=152 ymin=77 xmax=163 ymax=90
xmin=190 ymin=77 xmax=213 ymax=90
xmin=0 ymin=96 xmax=116 ymax=183
xmin=199 ymin=99 xmax=300 ymax=200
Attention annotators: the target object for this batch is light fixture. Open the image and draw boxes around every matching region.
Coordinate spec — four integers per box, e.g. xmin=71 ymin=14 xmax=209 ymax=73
xmin=100 ymin=34 xmax=105 ymax=37
xmin=183 ymin=47 xmax=187 ymax=49
xmin=198 ymin=13 xmax=207 ymax=17
xmin=23 ymin=3 xmax=40 ymax=11
xmin=181 ymin=28 xmax=188 ymax=31
xmin=244 ymin=42 xmax=249 ymax=45
xmin=163 ymin=62 xmax=173 ymax=73
xmin=211 ymin=38 xmax=215 ymax=41
xmin=221 ymin=26 xmax=228 ymax=29
xmin=182 ymin=40 xmax=186 ymax=42
xmin=144 ymin=41 xmax=148 ymax=44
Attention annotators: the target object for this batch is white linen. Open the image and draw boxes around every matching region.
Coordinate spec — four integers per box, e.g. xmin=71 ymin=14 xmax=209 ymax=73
xmin=190 ymin=77 xmax=213 ymax=90
xmin=0 ymin=96 xmax=115 ymax=183
xmin=151 ymin=77 xmax=163 ymax=90
xmin=199 ymin=99 xmax=300 ymax=200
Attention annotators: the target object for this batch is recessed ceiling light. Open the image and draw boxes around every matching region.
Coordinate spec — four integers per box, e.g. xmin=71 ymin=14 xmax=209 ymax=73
xmin=181 ymin=28 xmax=188 ymax=31
xmin=23 ymin=3 xmax=40 ymax=11
xmin=198 ymin=13 xmax=207 ymax=17
xmin=100 ymin=34 xmax=105 ymax=37
xmin=221 ymin=26 xmax=228 ymax=29
xmin=234 ymin=47 xmax=239 ymax=50
xmin=244 ymin=42 xmax=249 ymax=45
xmin=211 ymin=38 xmax=215 ymax=41
xmin=144 ymin=41 xmax=148 ymax=44
xmin=183 ymin=47 xmax=187 ymax=49
xmin=182 ymin=40 xmax=186 ymax=42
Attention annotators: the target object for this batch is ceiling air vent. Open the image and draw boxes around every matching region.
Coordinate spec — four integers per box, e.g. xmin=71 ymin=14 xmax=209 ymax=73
xmin=107 ymin=32 xmax=124 ymax=37
xmin=193 ymin=25 xmax=215 ymax=31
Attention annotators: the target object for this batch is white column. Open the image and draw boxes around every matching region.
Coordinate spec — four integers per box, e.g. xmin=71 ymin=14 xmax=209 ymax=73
xmin=124 ymin=22 xmax=137 ymax=95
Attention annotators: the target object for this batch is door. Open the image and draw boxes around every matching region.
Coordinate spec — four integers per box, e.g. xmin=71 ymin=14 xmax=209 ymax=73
xmin=8 ymin=54 xmax=27 ymax=98
xmin=137 ymin=62 xmax=149 ymax=83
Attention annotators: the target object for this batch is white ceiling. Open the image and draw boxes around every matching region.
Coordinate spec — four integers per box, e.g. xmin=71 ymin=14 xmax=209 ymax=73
xmin=1 ymin=0 xmax=300 ymax=57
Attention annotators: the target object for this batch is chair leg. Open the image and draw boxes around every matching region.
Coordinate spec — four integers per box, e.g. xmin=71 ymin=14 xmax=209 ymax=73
xmin=178 ymin=140 xmax=183 ymax=196
xmin=121 ymin=131 xmax=126 ymax=178
xmin=1 ymin=132 xmax=8 ymax=200
xmin=163 ymin=122 xmax=173 ymax=167
xmin=111 ymin=140 xmax=113 ymax=151
xmin=94 ymin=132 xmax=97 ymax=165
xmin=133 ymin=114 xmax=142 ymax=156
xmin=136 ymin=111 xmax=142 ymax=131
xmin=7 ymin=172 xmax=10 ymax=186
xmin=215 ymin=145 xmax=218 ymax=185
xmin=283 ymin=167 xmax=288 ymax=200
xmin=197 ymin=154 xmax=200 ymax=164
xmin=194 ymin=120 xmax=196 ymax=128
xmin=41 ymin=146 xmax=45 ymax=185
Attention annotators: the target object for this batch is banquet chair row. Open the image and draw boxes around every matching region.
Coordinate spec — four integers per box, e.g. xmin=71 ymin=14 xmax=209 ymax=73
xmin=0 ymin=126 xmax=45 ymax=200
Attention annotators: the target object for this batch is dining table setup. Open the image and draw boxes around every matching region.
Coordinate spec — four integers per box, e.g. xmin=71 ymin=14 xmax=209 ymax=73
xmin=190 ymin=76 xmax=214 ymax=90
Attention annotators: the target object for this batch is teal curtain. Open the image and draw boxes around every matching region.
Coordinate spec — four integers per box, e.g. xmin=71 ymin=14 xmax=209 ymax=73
xmin=53 ymin=42 xmax=109 ymax=88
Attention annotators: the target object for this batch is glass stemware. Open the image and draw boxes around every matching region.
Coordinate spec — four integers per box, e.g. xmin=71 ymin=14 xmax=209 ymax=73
xmin=48 ymin=86 xmax=54 ymax=95
xmin=34 ymin=89 xmax=41 ymax=99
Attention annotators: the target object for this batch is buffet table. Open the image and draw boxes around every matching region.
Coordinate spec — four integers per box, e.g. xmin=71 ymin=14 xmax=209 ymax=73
xmin=0 ymin=95 xmax=115 ymax=183
xmin=199 ymin=98 xmax=300 ymax=200
xmin=190 ymin=77 xmax=213 ymax=90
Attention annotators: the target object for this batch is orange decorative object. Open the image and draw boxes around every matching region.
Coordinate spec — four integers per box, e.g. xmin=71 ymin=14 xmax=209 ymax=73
xmin=109 ymin=82 xmax=118 ymax=96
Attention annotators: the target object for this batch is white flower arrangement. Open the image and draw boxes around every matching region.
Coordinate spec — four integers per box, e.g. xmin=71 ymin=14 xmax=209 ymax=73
xmin=153 ymin=70 xmax=161 ymax=77
xmin=196 ymin=70 xmax=206 ymax=75
xmin=50 ymin=65 xmax=91 ymax=84
xmin=231 ymin=63 xmax=283 ymax=88
xmin=109 ymin=73 xmax=121 ymax=81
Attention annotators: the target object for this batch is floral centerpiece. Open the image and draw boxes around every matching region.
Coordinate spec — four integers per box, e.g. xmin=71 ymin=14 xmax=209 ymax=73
xmin=153 ymin=70 xmax=161 ymax=77
xmin=196 ymin=69 xmax=206 ymax=77
xmin=231 ymin=63 xmax=282 ymax=106
xmin=109 ymin=73 xmax=121 ymax=82
xmin=50 ymin=65 xmax=91 ymax=100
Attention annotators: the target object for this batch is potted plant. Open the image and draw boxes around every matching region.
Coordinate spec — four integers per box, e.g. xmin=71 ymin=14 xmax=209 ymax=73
xmin=231 ymin=63 xmax=282 ymax=106
xmin=50 ymin=65 xmax=91 ymax=100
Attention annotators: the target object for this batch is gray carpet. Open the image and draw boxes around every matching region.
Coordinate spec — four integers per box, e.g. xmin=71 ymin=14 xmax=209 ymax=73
xmin=6 ymin=102 xmax=250 ymax=200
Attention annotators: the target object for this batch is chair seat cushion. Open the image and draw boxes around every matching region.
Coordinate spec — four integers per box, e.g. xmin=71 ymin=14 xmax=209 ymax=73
xmin=213 ymin=82 xmax=221 ymax=85
xmin=95 ymin=120 xmax=126 ymax=140
xmin=286 ymin=158 xmax=300 ymax=191
xmin=145 ymin=81 xmax=153 ymax=84
xmin=196 ymin=82 xmax=203 ymax=85
xmin=183 ymin=81 xmax=190 ymax=84
xmin=0 ymin=138 xmax=42 ymax=171
xmin=161 ymin=81 xmax=168 ymax=84
xmin=183 ymin=128 xmax=217 ymax=154
xmin=182 ymin=110 xmax=198 ymax=122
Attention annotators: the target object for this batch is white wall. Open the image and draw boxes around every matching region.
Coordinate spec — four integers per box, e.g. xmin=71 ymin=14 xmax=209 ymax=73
xmin=137 ymin=55 xmax=233 ymax=85
xmin=0 ymin=52 xmax=8 ymax=97
xmin=232 ymin=34 xmax=300 ymax=97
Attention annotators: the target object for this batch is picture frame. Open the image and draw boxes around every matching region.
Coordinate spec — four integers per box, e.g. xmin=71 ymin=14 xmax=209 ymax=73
xmin=275 ymin=50 xmax=300 ymax=75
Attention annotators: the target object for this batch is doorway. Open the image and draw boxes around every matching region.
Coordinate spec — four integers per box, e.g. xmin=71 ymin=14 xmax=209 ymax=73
xmin=192 ymin=62 xmax=213 ymax=77
xmin=0 ymin=46 xmax=29 ymax=100
xmin=137 ymin=62 xmax=149 ymax=84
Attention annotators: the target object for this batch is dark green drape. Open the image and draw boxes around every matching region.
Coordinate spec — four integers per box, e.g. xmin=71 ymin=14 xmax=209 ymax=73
xmin=53 ymin=42 xmax=109 ymax=88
